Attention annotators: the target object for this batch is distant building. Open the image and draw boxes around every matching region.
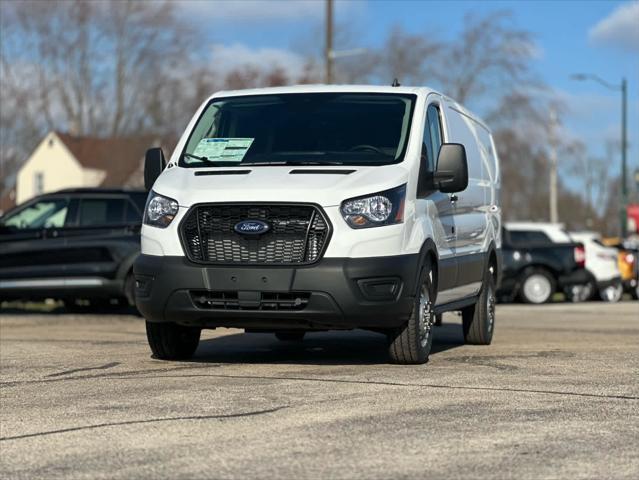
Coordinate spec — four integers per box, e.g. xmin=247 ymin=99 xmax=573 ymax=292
xmin=15 ymin=131 xmax=174 ymax=204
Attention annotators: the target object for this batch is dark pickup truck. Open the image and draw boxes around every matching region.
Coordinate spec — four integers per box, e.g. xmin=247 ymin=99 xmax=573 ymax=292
xmin=498 ymin=227 xmax=589 ymax=304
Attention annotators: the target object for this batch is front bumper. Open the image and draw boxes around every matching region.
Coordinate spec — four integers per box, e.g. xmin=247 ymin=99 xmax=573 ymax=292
xmin=133 ymin=254 xmax=420 ymax=330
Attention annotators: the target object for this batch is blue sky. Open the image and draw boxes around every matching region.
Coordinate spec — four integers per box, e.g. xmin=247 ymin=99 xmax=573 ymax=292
xmin=179 ymin=0 xmax=638 ymax=182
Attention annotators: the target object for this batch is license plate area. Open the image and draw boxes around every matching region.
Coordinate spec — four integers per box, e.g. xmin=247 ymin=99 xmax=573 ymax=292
xmin=203 ymin=267 xmax=295 ymax=292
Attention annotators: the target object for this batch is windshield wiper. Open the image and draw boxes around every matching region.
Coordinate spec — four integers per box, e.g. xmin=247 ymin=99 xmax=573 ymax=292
xmin=182 ymin=152 xmax=218 ymax=164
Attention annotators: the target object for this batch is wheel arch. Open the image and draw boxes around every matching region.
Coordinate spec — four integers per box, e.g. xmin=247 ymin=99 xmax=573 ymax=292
xmin=415 ymin=238 xmax=439 ymax=301
xmin=486 ymin=242 xmax=500 ymax=286
xmin=517 ymin=262 xmax=560 ymax=281
xmin=116 ymin=252 xmax=140 ymax=283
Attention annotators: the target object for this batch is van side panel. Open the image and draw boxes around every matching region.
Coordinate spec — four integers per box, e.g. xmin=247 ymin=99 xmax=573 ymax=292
xmin=441 ymin=105 xmax=487 ymax=296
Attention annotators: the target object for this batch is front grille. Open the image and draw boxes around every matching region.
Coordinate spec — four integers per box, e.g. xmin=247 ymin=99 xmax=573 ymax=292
xmin=190 ymin=290 xmax=310 ymax=311
xmin=180 ymin=204 xmax=330 ymax=265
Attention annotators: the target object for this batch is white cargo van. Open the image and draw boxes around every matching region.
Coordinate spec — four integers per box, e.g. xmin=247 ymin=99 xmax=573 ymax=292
xmin=135 ymin=85 xmax=501 ymax=364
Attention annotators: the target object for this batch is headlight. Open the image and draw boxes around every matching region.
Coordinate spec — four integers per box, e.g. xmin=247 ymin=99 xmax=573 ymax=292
xmin=144 ymin=191 xmax=179 ymax=228
xmin=340 ymin=184 xmax=406 ymax=229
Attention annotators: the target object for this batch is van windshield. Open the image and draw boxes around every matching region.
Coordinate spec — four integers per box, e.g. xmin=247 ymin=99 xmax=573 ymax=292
xmin=180 ymin=93 xmax=416 ymax=167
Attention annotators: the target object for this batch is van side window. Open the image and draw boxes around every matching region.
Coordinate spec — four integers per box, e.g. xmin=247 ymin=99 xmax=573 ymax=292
xmin=421 ymin=115 xmax=434 ymax=171
xmin=421 ymin=104 xmax=443 ymax=172
xmin=427 ymin=105 xmax=443 ymax=167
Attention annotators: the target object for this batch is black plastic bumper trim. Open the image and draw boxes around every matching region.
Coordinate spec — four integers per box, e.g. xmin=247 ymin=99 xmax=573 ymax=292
xmin=133 ymin=254 xmax=420 ymax=329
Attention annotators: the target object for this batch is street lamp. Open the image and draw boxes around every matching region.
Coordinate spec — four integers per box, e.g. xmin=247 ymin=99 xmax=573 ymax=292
xmin=571 ymin=73 xmax=628 ymax=237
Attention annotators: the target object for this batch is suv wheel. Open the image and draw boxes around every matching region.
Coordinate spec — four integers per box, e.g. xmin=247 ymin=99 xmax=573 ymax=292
xmin=462 ymin=265 xmax=496 ymax=345
xmin=146 ymin=321 xmax=201 ymax=360
xmin=519 ymin=268 xmax=555 ymax=304
xmin=387 ymin=264 xmax=434 ymax=364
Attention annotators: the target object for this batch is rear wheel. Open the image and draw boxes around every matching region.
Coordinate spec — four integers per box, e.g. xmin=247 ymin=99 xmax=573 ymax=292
xmin=274 ymin=331 xmax=306 ymax=342
xmin=519 ymin=268 xmax=555 ymax=304
xmin=461 ymin=265 xmax=496 ymax=345
xmin=387 ymin=264 xmax=434 ymax=365
xmin=599 ymin=280 xmax=623 ymax=303
xmin=146 ymin=321 xmax=201 ymax=360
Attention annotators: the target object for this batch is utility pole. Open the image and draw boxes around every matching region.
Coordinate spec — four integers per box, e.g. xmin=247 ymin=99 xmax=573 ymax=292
xmin=571 ymin=73 xmax=629 ymax=237
xmin=325 ymin=0 xmax=333 ymax=84
xmin=620 ymin=77 xmax=628 ymax=237
xmin=549 ymin=107 xmax=559 ymax=224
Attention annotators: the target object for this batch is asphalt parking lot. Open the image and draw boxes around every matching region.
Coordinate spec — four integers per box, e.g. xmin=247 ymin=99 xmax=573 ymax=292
xmin=0 ymin=302 xmax=638 ymax=480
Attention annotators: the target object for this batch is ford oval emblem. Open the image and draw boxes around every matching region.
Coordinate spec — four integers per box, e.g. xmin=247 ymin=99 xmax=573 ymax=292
xmin=234 ymin=219 xmax=270 ymax=235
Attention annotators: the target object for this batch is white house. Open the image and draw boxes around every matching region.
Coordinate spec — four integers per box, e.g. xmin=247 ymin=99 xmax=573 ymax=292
xmin=15 ymin=131 xmax=172 ymax=204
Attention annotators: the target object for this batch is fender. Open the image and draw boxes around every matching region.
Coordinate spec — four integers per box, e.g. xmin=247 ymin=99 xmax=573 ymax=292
xmin=414 ymin=238 xmax=439 ymax=301
xmin=116 ymin=252 xmax=140 ymax=283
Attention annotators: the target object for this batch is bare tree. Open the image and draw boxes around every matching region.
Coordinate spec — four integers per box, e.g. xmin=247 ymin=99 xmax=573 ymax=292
xmin=439 ymin=12 xmax=538 ymax=104
xmin=373 ymin=25 xmax=441 ymax=85
xmin=1 ymin=0 xmax=194 ymax=138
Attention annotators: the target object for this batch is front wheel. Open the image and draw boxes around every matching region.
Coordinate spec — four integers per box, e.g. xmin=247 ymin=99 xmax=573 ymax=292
xmin=461 ymin=265 xmax=496 ymax=345
xmin=146 ymin=321 xmax=201 ymax=360
xmin=387 ymin=264 xmax=435 ymax=364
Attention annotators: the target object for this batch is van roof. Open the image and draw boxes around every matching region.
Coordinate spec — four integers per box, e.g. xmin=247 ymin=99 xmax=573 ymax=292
xmin=210 ymin=84 xmax=434 ymax=98
xmin=206 ymin=84 xmax=490 ymax=131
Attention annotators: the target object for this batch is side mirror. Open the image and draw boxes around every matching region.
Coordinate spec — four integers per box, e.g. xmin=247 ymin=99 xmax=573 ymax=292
xmin=144 ymin=148 xmax=166 ymax=191
xmin=434 ymin=143 xmax=468 ymax=193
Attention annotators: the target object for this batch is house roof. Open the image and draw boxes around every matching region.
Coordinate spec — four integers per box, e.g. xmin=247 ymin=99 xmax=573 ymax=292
xmin=55 ymin=132 xmax=175 ymax=187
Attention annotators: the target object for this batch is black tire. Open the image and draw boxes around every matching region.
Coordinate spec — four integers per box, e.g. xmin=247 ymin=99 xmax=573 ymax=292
xmin=632 ymin=282 xmax=639 ymax=301
xmin=518 ymin=268 xmax=555 ymax=304
xmin=598 ymin=280 xmax=623 ymax=303
xmin=575 ymin=279 xmax=596 ymax=302
xmin=274 ymin=331 xmax=306 ymax=341
xmin=462 ymin=265 xmax=496 ymax=345
xmin=145 ymin=321 xmax=201 ymax=360
xmin=387 ymin=262 xmax=435 ymax=365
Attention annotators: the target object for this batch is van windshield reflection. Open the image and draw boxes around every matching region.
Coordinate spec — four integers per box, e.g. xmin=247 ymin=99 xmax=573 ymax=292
xmin=180 ymin=93 xmax=416 ymax=168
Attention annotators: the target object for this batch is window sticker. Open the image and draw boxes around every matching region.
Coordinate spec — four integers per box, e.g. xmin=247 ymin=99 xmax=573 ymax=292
xmin=192 ymin=138 xmax=254 ymax=162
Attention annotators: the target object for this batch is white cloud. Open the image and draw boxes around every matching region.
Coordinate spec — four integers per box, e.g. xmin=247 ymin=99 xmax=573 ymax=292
xmin=210 ymin=43 xmax=309 ymax=78
xmin=589 ymin=1 xmax=639 ymax=52
xmin=174 ymin=0 xmax=361 ymax=22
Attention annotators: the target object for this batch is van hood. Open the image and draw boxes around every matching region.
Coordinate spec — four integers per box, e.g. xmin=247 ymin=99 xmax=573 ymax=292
xmin=152 ymin=165 xmax=410 ymax=207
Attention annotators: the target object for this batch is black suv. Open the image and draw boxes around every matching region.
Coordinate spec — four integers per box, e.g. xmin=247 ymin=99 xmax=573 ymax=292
xmin=0 ymin=188 xmax=146 ymax=307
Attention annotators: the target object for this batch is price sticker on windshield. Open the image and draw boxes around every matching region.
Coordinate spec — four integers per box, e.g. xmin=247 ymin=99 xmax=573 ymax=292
xmin=192 ymin=138 xmax=254 ymax=162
